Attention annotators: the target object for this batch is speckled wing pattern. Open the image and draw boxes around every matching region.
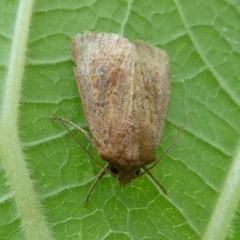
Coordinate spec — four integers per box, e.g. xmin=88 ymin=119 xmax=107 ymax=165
xmin=72 ymin=32 xmax=135 ymax=147
xmin=72 ymin=32 xmax=170 ymax=169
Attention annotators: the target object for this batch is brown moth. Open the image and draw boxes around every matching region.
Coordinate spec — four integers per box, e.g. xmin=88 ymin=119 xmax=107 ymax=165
xmin=55 ymin=31 xmax=170 ymax=205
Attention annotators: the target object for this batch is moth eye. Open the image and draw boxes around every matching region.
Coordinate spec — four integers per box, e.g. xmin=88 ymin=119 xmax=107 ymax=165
xmin=110 ymin=166 xmax=119 ymax=175
xmin=135 ymin=169 xmax=140 ymax=176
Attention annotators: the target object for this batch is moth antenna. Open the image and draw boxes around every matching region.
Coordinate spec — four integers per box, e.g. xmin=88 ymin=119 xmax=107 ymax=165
xmin=138 ymin=118 xmax=191 ymax=177
xmin=50 ymin=112 xmax=115 ymax=177
xmin=142 ymin=166 xmax=167 ymax=194
xmin=50 ymin=111 xmax=93 ymax=144
xmin=85 ymin=164 xmax=110 ymax=206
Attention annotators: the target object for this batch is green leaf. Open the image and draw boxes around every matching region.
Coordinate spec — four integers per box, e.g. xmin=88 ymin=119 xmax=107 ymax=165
xmin=0 ymin=0 xmax=240 ymax=240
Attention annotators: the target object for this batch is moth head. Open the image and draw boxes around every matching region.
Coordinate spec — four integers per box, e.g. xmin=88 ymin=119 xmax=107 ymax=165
xmin=109 ymin=165 xmax=141 ymax=185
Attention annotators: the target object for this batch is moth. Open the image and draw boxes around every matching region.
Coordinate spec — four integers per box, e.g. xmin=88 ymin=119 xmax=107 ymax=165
xmin=53 ymin=31 xmax=170 ymax=205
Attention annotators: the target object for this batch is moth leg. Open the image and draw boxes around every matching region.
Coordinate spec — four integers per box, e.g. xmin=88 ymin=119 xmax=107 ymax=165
xmin=85 ymin=164 xmax=110 ymax=206
xmin=51 ymin=115 xmax=94 ymax=145
xmin=142 ymin=166 xmax=167 ymax=195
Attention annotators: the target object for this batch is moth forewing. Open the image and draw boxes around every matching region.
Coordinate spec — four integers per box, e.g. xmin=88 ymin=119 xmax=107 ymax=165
xmin=127 ymin=40 xmax=170 ymax=169
xmin=72 ymin=32 xmax=134 ymax=148
xmin=133 ymin=40 xmax=170 ymax=148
